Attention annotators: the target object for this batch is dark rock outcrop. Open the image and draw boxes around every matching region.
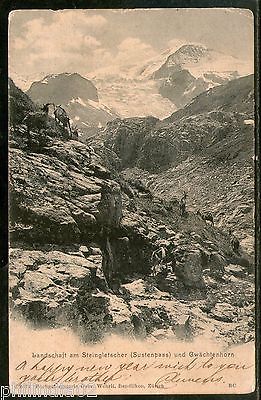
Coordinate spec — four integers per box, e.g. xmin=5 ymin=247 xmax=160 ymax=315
xmin=164 ymin=74 xmax=254 ymax=124
xmin=158 ymin=69 xmax=209 ymax=109
xmin=153 ymin=45 xmax=211 ymax=80
xmin=104 ymin=116 xmax=159 ymax=169
xmin=9 ymin=78 xmax=36 ymax=127
xmin=27 ymin=73 xmax=99 ymax=104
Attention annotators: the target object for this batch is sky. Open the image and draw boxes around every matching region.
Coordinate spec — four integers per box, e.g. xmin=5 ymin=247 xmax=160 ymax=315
xmin=8 ymin=8 xmax=254 ymax=80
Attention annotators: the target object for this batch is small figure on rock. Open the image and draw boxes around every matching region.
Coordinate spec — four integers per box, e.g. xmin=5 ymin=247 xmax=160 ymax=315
xmin=229 ymin=229 xmax=240 ymax=254
xmin=151 ymin=243 xmax=167 ymax=277
xmin=179 ymin=191 xmax=187 ymax=217
xmin=168 ymin=254 xmax=177 ymax=274
xmin=133 ymin=179 xmax=153 ymax=199
xmin=41 ymin=103 xmax=51 ymax=114
xmin=172 ymin=315 xmax=193 ymax=341
xmin=71 ymin=124 xmax=79 ymax=140
xmin=53 ymin=105 xmax=72 ymax=138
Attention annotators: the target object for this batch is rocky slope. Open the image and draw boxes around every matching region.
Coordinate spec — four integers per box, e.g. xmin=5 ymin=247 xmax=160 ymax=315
xmin=164 ymin=74 xmax=254 ymax=122
xmin=26 ymin=73 xmax=116 ymax=136
xmin=9 ymin=79 xmax=36 ymax=126
xmin=99 ymin=75 xmax=255 ymax=252
xmin=9 ymin=80 xmax=254 ymax=345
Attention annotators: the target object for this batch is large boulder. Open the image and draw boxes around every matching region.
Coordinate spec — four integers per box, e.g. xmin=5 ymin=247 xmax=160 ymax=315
xmin=174 ymin=250 xmax=205 ymax=289
xmin=9 ymin=248 xmax=98 ymax=325
xmin=208 ymin=252 xmax=226 ymax=278
xmin=73 ymin=291 xmax=134 ymax=342
xmin=210 ymin=302 xmax=238 ymax=323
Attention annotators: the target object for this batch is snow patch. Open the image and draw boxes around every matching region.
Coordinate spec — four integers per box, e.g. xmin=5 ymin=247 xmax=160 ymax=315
xmin=183 ymin=85 xmax=197 ymax=96
xmin=69 ymin=97 xmax=115 ymax=116
xmin=82 ymin=122 xmax=91 ymax=127
xmin=70 ymin=97 xmax=88 ymax=107
xmin=94 ymin=77 xmax=177 ymax=119
xmin=244 ymin=119 xmax=254 ymax=126
xmin=87 ymin=99 xmax=115 ymax=116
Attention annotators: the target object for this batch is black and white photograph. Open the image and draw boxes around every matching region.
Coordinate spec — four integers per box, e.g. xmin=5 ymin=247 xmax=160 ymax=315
xmin=7 ymin=8 xmax=256 ymax=395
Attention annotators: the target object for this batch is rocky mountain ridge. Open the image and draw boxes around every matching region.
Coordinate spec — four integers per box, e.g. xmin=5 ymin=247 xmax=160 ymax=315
xmin=164 ymin=74 xmax=254 ymax=123
xmin=27 ymin=73 xmax=99 ymax=104
xmin=26 ymin=73 xmax=117 ymax=136
xmin=141 ymin=44 xmax=252 ymax=109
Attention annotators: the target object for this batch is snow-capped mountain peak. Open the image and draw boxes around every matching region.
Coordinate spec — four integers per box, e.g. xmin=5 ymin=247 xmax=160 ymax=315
xmin=137 ymin=43 xmax=253 ymax=109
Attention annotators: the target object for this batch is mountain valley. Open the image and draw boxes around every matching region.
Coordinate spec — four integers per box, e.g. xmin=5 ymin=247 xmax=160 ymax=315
xmin=8 ymin=68 xmax=255 ymax=345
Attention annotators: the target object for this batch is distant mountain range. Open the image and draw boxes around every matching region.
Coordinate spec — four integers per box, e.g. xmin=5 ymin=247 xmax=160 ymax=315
xmin=93 ymin=44 xmax=252 ymax=114
xmin=10 ymin=43 xmax=253 ymax=123
xmin=26 ymin=73 xmax=117 ymax=135
xmin=139 ymin=44 xmax=252 ymax=108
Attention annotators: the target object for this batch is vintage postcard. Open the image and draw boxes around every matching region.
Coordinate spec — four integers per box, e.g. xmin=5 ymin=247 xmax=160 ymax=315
xmin=8 ymin=8 xmax=256 ymax=396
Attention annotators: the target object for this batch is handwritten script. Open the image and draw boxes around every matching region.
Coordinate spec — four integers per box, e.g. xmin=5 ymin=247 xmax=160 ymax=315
xmin=13 ymin=355 xmax=253 ymax=389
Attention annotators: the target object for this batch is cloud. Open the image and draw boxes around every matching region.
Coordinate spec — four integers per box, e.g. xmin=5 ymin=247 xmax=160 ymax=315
xmin=116 ymin=37 xmax=157 ymax=66
xmin=167 ymin=38 xmax=188 ymax=51
xmin=90 ymin=37 xmax=157 ymax=77
xmin=55 ymin=10 xmax=107 ymax=28
xmin=9 ymin=8 xmax=254 ymax=81
xmin=118 ymin=37 xmax=151 ymax=52
xmin=9 ymin=11 xmax=107 ymax=76
xmin=22 ymin=14 xmax=103 ymax=53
